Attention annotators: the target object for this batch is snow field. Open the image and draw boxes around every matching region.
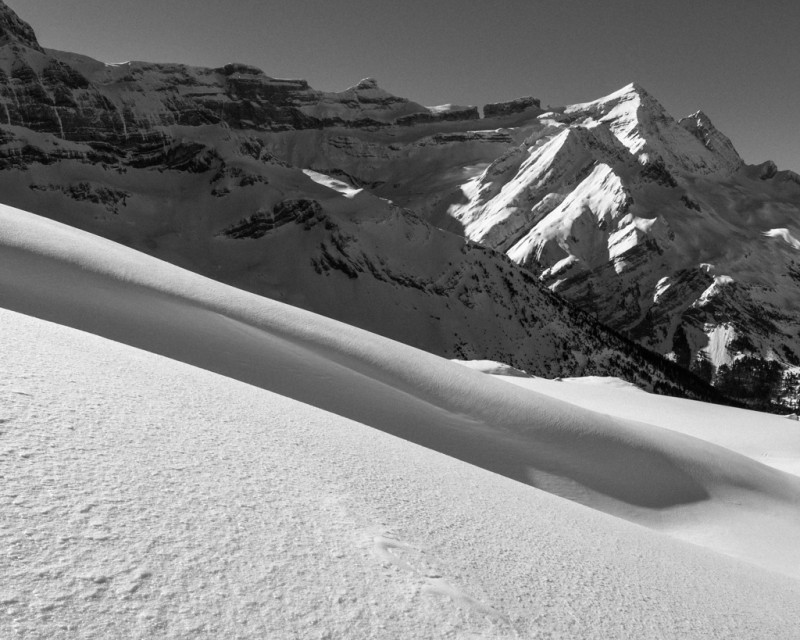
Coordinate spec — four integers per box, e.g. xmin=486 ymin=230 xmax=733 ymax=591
xmin=3 ymin=308 xmax=800 ymax=639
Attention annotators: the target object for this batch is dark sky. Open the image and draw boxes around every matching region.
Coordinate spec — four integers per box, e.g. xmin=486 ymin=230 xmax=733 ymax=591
xmin=6 ymin=0 xmax=799 ymax=172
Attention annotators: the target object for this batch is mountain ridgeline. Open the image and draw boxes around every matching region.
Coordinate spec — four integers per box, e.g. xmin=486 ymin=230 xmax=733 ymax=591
xmin=1 ymin=1 xmax=798 ymax=406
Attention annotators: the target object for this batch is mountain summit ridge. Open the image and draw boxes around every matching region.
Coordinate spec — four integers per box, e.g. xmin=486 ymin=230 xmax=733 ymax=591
xmin=562 ymin=82 xmax=744 ymax=175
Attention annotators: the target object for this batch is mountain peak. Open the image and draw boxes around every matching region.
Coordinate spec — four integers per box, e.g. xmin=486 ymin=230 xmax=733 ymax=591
xmin=562 ymin=83 xmax=744 ymax=175
xmin=679 ymin=110 xmax=744 ymax=172
xmin=0 ymin=1 xmax=43 ymax=51
xmin=354 ymin=77 xmax=379 ymax=91
xmin=597 ymin=82 xmax=655 ymax=104
xmin=566 ymin=82 xmax=662 ymax=118
xmin=619 ymin=81 xmax=649 ymax=97
xmin=686 ymin=109 xmax=711 ymax=124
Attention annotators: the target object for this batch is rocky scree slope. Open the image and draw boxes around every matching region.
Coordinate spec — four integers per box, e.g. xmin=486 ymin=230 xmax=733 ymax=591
xmin=0 ymin=1 xmax=719 ymax=399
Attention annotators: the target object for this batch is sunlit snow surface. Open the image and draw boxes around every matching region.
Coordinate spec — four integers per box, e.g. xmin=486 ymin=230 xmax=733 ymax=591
xmin=3 ymin=204 xmax=800 ymax=638
xmin=764 ymin=227 xmax=800 ymax=250
xmin=302 ymin=168 xmax=363 ymax=198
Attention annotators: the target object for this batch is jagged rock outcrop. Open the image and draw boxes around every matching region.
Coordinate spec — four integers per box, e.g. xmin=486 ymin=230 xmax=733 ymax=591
xmin=221 ymin=199 xmax=323 ymax=238
xmin=483 ymin=96 xmax=542 ymax=118
xmin=396 ymin=104 xmax=480 ymax=126
xmin=0 ymin=1 xmax=41 ymax=50
xmin=678 ymin=110 xmax=744 ymax=173
xmin=0 ymin=31 xmax=486 ymax=147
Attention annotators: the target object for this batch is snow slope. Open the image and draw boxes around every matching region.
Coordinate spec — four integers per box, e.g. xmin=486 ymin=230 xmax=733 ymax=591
xmin=4 ymin=308 xmax=800 ymax=639
xmin=459 ymin=363 xmax=800 ymax=478
xmin=2 ymin=202 xmax=800 ymax=586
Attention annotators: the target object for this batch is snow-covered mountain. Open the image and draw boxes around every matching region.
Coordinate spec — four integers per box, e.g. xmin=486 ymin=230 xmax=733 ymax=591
xmin=443 ymin=83 xmax=800 ymax=407
xmin=0 ymin=1 xmax=719 ymax=399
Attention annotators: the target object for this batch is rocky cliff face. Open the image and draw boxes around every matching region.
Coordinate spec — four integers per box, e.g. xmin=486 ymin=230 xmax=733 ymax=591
xmin=0 ymin=22 xmax=481 ymax=148
xmin=0 ymin=0 xmax=795 ymax=405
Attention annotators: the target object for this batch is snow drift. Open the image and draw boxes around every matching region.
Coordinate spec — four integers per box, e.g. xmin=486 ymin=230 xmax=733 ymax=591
xmin=2 ymin=203 xmax=800 ymax=584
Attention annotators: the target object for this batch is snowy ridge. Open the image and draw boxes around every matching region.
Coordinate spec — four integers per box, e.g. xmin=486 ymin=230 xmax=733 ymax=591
xmin=2 ymin=202 xmax=800 ymax=579
xmin=480 ymin=365 xmax=800 ymax=478
xmin=3 ymin=204 xmax=800 ymax=637
xmin=679 ymin=109 xmax=744 ymax=172
xmin=563 ymin=83 xmax=744 ymax=175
